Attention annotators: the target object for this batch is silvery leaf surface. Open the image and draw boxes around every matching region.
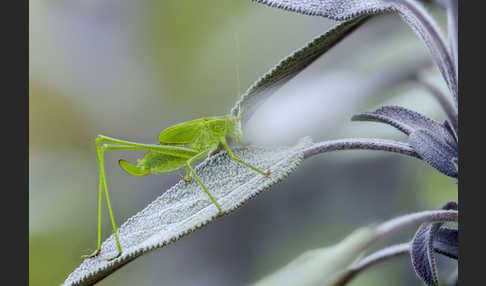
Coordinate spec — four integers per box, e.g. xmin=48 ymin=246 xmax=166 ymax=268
xmin=63 ymin=137 xmax=313 ymax=286
xmin=231 ymin=17 xmax=368 ymax=123
xmin=410 ymin=201 xmax=457 ymax=286
xmin=252 ymin=0 xmax=394 ymax=19
xmin=409 ymin=128 xmax=458 ymax=178
xmin=411 ymin=222 xmax=442 ymax=286
xmin=252 ymin=0 xmax=458 ymax=106
xmin=352 ymin=106 xmax=457 ymax=148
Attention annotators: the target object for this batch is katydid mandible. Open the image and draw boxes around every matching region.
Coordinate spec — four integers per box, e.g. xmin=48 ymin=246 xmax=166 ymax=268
xmin=82 ymin=104 xmax=271 ymax=261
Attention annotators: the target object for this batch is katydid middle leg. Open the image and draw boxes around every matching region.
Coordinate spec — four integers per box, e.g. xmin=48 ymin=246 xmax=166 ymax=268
xmin=178 ymin=167 xmax=192 ymax=182
xmin=185 ymin=151 xmax=223 ymax=216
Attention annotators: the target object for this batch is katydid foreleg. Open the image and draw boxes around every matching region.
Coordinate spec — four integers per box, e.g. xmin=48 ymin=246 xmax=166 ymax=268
xmin=219 ymin=137 xmax=270 ymax=177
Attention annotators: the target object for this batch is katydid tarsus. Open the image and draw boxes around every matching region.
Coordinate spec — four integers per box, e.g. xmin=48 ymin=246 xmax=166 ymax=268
xmin=83 ymin=63 xmax=271 ymax=261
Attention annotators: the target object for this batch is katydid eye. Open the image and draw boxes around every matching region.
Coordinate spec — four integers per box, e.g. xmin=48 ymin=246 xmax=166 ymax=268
xmin=231 ymin=117 xmax=236 ymax=124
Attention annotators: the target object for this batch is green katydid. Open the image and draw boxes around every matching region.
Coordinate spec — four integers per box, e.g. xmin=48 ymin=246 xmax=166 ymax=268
xmin=82 ymin=99 xmax=271 ymax=261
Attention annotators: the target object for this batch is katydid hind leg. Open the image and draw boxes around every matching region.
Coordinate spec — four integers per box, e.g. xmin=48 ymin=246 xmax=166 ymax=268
xmin=82 ymin=138 xmax=105 ymax=259
xmin=81 ymin=168 xmax=102 ymax=258
xmin=84 ymin=139 xmax=189 ymax=260
xmin=99 ymin=143 xmax=125 ymax=260
xmin=119 ymin=159 xmax=149 ymax=177
xmin=96 ymin=134 xmax=198 ymax=158
xmin=84 ymin=138 xmax=124 ymax=260
xmin=186 ymin=151 xmax=223 ymax=216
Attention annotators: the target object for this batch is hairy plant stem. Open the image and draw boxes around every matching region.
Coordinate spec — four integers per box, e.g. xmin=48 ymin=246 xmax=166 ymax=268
xmin=415 ymin=74 xmax=458 ymax=138
xmin=335 ymin=243 xmax=410 ymax=286
xmin=444 ymin=0 xmax=458 ymax=74
xmin=374 ymin=210 xmax=457 ymax=241
xmin=303 ymin=138 xmax=420 ymax=160
xmin=394 ymin=0 xmax=458 ymax=106
xmin=333 ymin=210 xmax=457 ymax=286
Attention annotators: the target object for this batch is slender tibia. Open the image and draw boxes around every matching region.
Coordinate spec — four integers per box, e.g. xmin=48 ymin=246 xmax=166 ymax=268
xmin=82 ymin=138 xmax=105 ymax=259
xmin=229 ymin=154 xmax=270 ymax=176
xmin=83 ymin=137 xmax=123 ymax=260
xmin=100 ymin=146 xmax=122 ymax=261
xmin=186 ymin=152 xmax=223 ymax=216
xmin=80 ymin=166 xmax=103 ymax=258
xmin=220 ymin=138 xmax=270 ymax=176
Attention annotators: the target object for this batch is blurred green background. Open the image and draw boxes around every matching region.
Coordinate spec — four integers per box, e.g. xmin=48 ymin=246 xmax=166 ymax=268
xmin=29 ymin=0 xmax=457 ymax=285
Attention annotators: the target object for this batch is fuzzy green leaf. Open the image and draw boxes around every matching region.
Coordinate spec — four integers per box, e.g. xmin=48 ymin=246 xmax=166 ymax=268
xmin=63 ymin=137 xmax=313 ymax=286
xmin=251 ymin=227 xmax=377 ymax=286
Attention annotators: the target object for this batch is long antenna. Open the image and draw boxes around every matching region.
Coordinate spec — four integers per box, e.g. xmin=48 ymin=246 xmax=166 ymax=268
xmin=234 ymin=32 xmax=242 ymax=119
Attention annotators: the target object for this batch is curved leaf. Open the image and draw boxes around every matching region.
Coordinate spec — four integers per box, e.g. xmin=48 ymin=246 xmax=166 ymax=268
xmin=352 ymin=106 xmax=457 ymax=148
xmin=416 ymin=75 xmax=458 ymax=138
xmin=253 ymin=0 xmax=458 ymax=106
xmin=409 ymin=129 xmax=458 ymax=178
xmin=433 ymin=227 xmax=458 ymax=259
xmin=63 ymin=137 xmax=313 ymax=286
xmin=252 ymin=209 xmax=458 ymax=286
xmin=251 ymin=227 xmax=377 ymax=286
xmin=230 ymin=17 xmax=368 ymax=123
xmin=411 ymin=222 xmax=442 ymax=286
xmin=253 ymin=0 xmax=396 ymax=20
xmin=335 ymin=243 xmax=410 ymax=286
xmin=435 ymin=0 xmax=458 ymax=76
xmin=410 ymin=201 xmax=457 ymax=286
xmin=446 ymin=0 xmax=458 ymax=74
xmin=303 ymin=138 xmax=420 ymax=160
